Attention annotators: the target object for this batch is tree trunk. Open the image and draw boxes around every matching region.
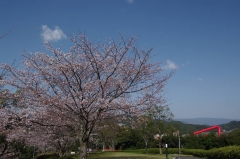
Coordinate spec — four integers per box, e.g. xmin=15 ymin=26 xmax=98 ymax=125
xmin=0 ymin=142 xmax=8 ymax=157
xmin=79 ymin=140 xmax=87 ymax=159
xmin=158 ymin=130 xmax=162 ymax=154
xmin=143 ymin=136 xmax=148 ymax=154
xmin=159 ymin=139 xmax=162 ymax=154
xmin=78 ymin=123 xmax=91 ymax=159
xmin=145 ymin=141 xmax=148 ymax=154
xmin=111 ymin=140 xmax=115 ymax=151
xmin=102 ymin=141 xmax=105 ymax=152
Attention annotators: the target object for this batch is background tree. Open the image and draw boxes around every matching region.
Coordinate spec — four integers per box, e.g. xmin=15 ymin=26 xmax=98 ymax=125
xmin=1 ymin=33 xmax=173 ymax=159
xmin=150 ymin=105 xmax=173 ymax=154
xmin=116 ymin=126 xmax=143 ymax=150
xmin=227 ymin=129 xmax=240 ymax=145
xmin=134 ymin=115 xmax=155 ymax=153
xmin=95 ymin=118 xmax=120 ymax=151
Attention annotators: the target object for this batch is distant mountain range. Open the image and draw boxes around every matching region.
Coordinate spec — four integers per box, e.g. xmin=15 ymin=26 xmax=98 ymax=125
xmin=174 ymin=118 xmax=240 ymax=125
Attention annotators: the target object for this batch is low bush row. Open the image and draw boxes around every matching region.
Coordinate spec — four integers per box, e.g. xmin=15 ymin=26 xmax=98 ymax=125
xmin=123 ymin=146 xmax=240 ymax=159
xmin=182 ymin=146 xmax=240 ymax=159
xmin=35 ymin=146 xmax=240 ymax=159
xmin=181 ymin=148 xmax=208 ymax=158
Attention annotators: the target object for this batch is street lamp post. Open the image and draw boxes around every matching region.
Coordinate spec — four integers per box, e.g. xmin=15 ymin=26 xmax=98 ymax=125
xmin=165 ymin=144 xmax=168 ymax=159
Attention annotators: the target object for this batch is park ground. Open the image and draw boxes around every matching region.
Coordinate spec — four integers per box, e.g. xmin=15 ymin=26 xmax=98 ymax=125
xmin=86 ymin=152 xmax=204 ymax=159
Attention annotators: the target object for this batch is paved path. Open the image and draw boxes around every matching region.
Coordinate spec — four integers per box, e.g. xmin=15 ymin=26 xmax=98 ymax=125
xmin=173 ymin=156 xmax=205 ymax=159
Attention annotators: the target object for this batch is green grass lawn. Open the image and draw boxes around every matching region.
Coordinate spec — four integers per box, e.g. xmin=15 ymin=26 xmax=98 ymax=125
xmin=87 ymin=151 xmax=176 ymax=159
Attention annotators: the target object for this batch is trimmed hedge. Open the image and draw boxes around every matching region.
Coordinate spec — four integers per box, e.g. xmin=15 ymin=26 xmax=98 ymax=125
xmin=181 ymin=149 xmax=208 ymax=158
xmin=123 ymin=146 xmax=240 ymax=159
xmin=182 ymin=146 xmax=240 ymax=159
xmin=206 ymin=146 xmax=240 ymax=159
xmin=122 ymin=148 xmax=179 ymax=154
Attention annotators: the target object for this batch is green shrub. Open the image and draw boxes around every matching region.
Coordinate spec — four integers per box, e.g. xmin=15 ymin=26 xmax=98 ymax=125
xmin=36 ymin=153 xmax=59 ymax=159
xmin=207 ymin=146 xmax=240 ymax=159
xmin=181 ymin=148 xmax=208 ymax=158
xmin=121 ymin=148 xmax=179 ymax=154
xmin=8 ymin=139 xmax=35 ymax=159
xmin=19 ymin=146 xmax=35 ymax=159
xmin=45 ymin=156 xmax=59 ymax=159
xmin=148 ymin=148 xmax=162 ymax=154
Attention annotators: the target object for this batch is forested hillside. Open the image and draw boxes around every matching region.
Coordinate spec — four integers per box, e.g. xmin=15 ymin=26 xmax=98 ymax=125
xmin=167 ymin=121 xmax=208 ymax=134
xmin=168 ymin=120 xmax=240 ymax=134
xmin=220 ymin=121 xmax=240 ymax=131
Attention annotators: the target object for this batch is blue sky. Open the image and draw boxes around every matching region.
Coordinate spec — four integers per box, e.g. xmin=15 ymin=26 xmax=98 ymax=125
xmin=1 ymin=0 xmax=240 ymax=119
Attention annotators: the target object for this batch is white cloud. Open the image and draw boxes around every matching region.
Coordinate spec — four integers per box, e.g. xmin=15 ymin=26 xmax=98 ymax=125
xmin=198 ymin=78 xmax=203 ymax=81
xmin=41 ymin=25 xmax=67 ymax=42
xmin=163 ymin=60 xmax=178 ymax=70
xmin=126 ymin=0 xmax=134 ymax=4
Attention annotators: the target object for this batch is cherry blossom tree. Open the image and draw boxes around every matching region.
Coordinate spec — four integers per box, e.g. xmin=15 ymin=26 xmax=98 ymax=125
xmin=0 ymin=28 xmax=13 ymax=41
xmin=1 ymin=28 xmax=37 ymax=159
xmin=0 ymin=69 xmax=7 ymax=107
xmin=1 ymin=34 xmax=173 ymax=159
xmin=0 ymin=98 xmax=30 ymax=158
xmin=0 ymin=29 xmax=15 ymax=158
xmin=0 ymin=29 xmax=11 ymax=108
xmin=0 ymin=69 xmax=25 ymax=158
